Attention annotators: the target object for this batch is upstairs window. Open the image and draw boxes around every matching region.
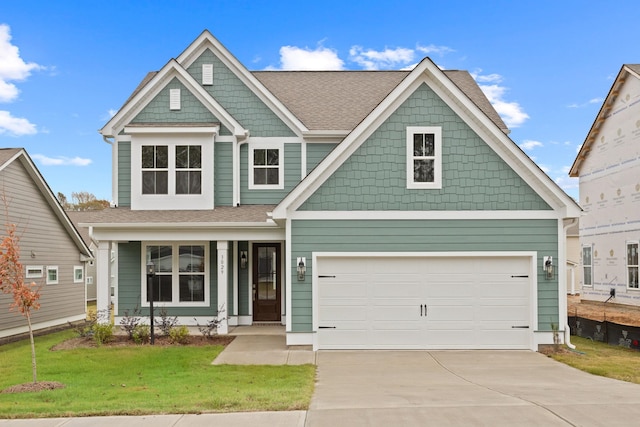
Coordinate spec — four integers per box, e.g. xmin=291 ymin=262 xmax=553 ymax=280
xmin=406 ymin=126 xmax=442 ymax=189
xmin=249 ymin=141 xmax=284 ymax=190
xmin=628 ymin=242 xmax=639 ymax=289
xmin=582 ymin=245 xmax=593 ymax=287
xmin=176 ymin=145 xmax=202 ymax=194
xmin=142 ymin=145 xmax=168 ymax=194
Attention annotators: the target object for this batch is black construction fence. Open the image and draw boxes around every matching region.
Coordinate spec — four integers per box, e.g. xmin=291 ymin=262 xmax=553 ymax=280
xmin=568 ymin=316 xmax=640 ymax=351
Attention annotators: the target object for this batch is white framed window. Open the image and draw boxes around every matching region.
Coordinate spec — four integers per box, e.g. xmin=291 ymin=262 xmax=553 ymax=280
xmin=46 ymin=266 xmax=59 ymax=285
xmin=142 ymin=145 xmax=169 ymax=194
xmin=582 ymin=245 xmax=593 ymax=287
xmin=74 ymin=266 xmax=84 ymax=284
xmin=175 ymin=145 xmax=202 ymax=194
xmin=26 ymin=266 xmax=43 ymax=279
xmin=142 ymin=243 xmax=209 ymax=307
xmin=406 ymin=126 xmax=442 ymax=189
xmin=249 ymin=141 xmax=284 ymax=190
xmin=627 ymin=241 xmax=639 ymax=289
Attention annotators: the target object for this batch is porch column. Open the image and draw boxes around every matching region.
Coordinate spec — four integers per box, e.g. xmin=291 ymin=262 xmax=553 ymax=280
xmin=96 ymin=240 xmax=111 ymax=324
xmin=217 ymin=241 xmax=229 ymax=334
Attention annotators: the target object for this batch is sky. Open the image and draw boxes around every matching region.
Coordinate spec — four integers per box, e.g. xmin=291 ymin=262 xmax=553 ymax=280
xmin=1 ymin=0 xmax=638 ymax=203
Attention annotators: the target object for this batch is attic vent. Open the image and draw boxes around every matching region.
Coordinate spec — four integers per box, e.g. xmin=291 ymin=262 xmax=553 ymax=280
xmin=202 ymin=64 xmax=213 ymax=85
xmin=169 ymin=88 xmax=181 ymax=110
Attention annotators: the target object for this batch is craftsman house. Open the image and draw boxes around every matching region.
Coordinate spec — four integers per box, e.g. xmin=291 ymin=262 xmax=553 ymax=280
xmin=0 ymin=148 xmax=92 ymax=339
xmin=86 ymin=30 xmax=580 ymax=350
xmin=570 ymin=64 xmax=640 ymax=307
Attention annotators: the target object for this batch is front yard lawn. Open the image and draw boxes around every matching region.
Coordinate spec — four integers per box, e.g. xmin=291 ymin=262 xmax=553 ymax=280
xmin=547 ymin=336 xmax=640 ymax=384
xmin=0 ymin=330 xmax=315 ymax=419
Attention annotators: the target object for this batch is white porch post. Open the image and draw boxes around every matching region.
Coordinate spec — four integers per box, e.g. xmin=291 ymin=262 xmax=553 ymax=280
xmin=96 ymin=240 xmax=111 ymax=324
xmin=217 ymin=241 xmax=229 ymax=334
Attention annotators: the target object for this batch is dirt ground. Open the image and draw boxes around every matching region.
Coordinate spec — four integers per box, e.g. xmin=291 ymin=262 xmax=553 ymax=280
xmin=568 ymin=294 xmax=640 ymax=327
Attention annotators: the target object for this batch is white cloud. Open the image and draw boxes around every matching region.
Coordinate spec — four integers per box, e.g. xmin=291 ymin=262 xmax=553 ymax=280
xmin=416 ymin=44 xmax=454 ymax=56
xmin=568 ymin=97 xmax=604 ymax=108
xmin=274 ymin=45 xmax=344 ymax=70
xmin=0 ymin=110 xmax=36 ymax=136
xmin=519 ymin=139 xmax=543 ymax=150
xmin=0 ymin=24 xmax=43 ymax=103
xmin=31 ymin=154 xmax=92 ymax=166
xmin=478 ymin=83 xmax=529 ymax=128
xmin=538 ymin=164 xmax=551 ymax=174
xmin=555 ymin=175 xmax=579 ymax=193
xmin=349 ymin=46 xmax=415 ymax=70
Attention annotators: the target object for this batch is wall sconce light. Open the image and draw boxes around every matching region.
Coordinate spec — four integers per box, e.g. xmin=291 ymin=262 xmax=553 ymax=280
xmin=543 ymin=256 xmax=554 ymax=280
xmin=297 ymin=257 xmax=306 ymax=281
xmin=240 ymin=251 xmax=247 ymax=269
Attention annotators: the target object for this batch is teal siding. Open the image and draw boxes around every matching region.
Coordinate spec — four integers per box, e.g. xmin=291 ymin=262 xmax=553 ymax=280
xmin=131 ymin=78 xmax=218 ymax=125
xmin=240 ymin=143 xmax=301 ymax=204
xmin=116 ymin=241 xmax=220 ymax=317
xmin=214 ymin=141 xmax=234 ymax=206
xmin=237 ymin=242 xmax=250 ymax=315
xmin=187 ymin=49 xmax=296 ymax=137
xmin=300 ymin=84 xmax=551 ymax=211
xmin=290 ymin=219 xmax=559 ymax=333
xmin=118 ymin=142 xmax=131 ymax=207
xmin=307 ymin=143 xmax=337 ymax=174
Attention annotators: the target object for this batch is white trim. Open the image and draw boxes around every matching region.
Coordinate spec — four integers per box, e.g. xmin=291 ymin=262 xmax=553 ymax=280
xmin=0 ymin=314 xmax=87 ymax=340
xmin=73 ymin=265 xmax=84 ymax=284
xmin=25 ymin=265 xmax=43 ymax=279
xmin=406 ymin=126 xmax=442 ymax=189
xmin=90 ymin=227 xmax=285 ymax=245
xmin=141 ymin=242 xmax=211 ymax=308
xmin=232 ymin=241 xmax=238 ymax=317
xmin=287 ymin=210 xmax=561 ymax=221
xmin=248 ymin=140 xmax=285 ymax=190
xmin=626 ymin=240 xmax=639 ymax=289
xmin=46 ymin=266 xmax=59 ymax=285
xmin=312 ymin=251 xmax=538 ymax=351
xmin=217 ymin=241 xmax=229 ymax=334
xmin=125 ymin=126 xmax=219 ymax=134
xmin=285 ymin=220 xmax=292 ymax=332
xmin=286 ymin=332 xmax=314 ymax=346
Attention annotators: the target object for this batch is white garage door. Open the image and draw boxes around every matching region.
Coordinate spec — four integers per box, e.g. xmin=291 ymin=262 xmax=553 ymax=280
xmin=316 ymin=255 xmax=532 ymax=350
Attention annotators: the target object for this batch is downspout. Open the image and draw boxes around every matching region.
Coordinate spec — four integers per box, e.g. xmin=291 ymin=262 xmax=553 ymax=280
xmin=102 ymin=135 xmax=117 ymax=207
xmin=563 ymin=217 xmax=579 ymax=350
xmin=234 ymin=131 xmax=250 ymax=207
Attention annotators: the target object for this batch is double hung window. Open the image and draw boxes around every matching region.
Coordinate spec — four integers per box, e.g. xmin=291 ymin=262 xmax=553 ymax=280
xmin=142 ymin=145 xmax=168 ymax=194
xmin=582 ymin=245 xmax=593 ymax=287
xmin=249 ymin=141 xmax=284 ymax=189
xmin=628 ymin=242 xmax=639 ymax=289
xmin=407 ymin=126 xmax=442 ymax=189
xmin=142 ymin=145 xmax=201 ymax=195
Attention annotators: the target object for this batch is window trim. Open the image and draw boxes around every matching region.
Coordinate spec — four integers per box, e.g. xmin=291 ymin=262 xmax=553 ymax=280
xmin=582 ymin=245 xmax=593 ymax=288
xmin=627 ymin=241 xmax=639 ymax=290
xmin=26 ymin=265 xmax=43 ymax=279
xmin=46 ymin=266 xmax=59 ymax=285
xmin=141 ymin=242 xmax=210 ymax=307
xmin=74 ymin=266 xmax=84 ymax=284
xmin=406 ymin=126 xmax=442 ymax=189
xmin=248 ymin=141 xmax=285 ymax=190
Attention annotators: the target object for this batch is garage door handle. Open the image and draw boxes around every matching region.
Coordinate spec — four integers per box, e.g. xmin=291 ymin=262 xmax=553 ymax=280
xmin=319 ymin=326 xmax=336 ymax=329
xmin=420 ymin=304 xmax=427 ymax=317
xmin=511 ymin=326 xmax=529 ymax=329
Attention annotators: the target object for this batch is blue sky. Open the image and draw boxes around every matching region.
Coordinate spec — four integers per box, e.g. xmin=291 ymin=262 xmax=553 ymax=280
xmin=1 ymin=0 xmax=638 ymax=202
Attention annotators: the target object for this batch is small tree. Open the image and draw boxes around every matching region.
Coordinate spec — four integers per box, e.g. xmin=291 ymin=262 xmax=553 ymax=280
xmin=0 ymin=221 xmax=41 ymax=384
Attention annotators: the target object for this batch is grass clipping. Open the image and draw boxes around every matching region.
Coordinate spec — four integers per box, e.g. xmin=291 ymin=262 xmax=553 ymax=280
xmin=2 ymin=381 xmax=65 ymax=394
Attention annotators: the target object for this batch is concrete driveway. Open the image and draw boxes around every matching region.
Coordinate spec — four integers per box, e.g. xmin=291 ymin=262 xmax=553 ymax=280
xmin=306 ymin=350 xmax=640 ymax=426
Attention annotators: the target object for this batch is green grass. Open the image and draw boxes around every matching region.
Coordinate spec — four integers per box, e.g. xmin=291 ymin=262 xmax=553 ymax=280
xmin=548 ymin=336 xmax=640 ymax=384
xmin=0 ymin=330 xmax=316 ymax=419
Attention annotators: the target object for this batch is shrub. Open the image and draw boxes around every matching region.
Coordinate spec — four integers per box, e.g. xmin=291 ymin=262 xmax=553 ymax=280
xmin=195 ymin=306 xmax=226 ymax=339
xmin=157 ymin=307 xmax=178 ymax=336
xmin=70 ymin=310 xmax=98 ymax=338
xmin=93 ymin=323 xmax=114 ymax=346
xmin=169 ymin=325 xmax=190 ymax=345
xmin=132 ymin=324 xmax=150 ymax=344
xmin=119 ymin=306 xmax=142 ymax=339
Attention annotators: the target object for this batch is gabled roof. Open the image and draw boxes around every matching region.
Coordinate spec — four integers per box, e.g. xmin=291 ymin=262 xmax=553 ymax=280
xmin=272 ymin=58 xmax=581 ymax=219
xmin=570 ymin=64 xmax=640 ymax=177
xmin=0 ymin=148 xmax=92 ymax=258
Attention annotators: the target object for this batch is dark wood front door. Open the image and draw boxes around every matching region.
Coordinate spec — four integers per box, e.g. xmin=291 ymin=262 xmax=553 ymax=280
xmin=252 ymin=243 xmax=281 ymax=321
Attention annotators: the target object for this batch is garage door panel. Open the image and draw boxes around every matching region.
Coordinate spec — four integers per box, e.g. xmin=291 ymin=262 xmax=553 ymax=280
xmin=317 ymin=256 xmax=532 ymax=350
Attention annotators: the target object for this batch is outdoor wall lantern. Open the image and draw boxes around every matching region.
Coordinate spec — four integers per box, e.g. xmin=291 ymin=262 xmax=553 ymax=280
xmin=543 ymin=256 xmax=554 ymax=280
xmin=297 ymin=257 xmax=306 ymax=281
xmin=240 ymin=251 xmax=248 ymax=269
xmin=146 ymin=260 xmax=156 ymax=345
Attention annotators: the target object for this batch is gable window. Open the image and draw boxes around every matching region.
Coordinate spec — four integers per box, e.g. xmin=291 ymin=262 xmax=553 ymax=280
xmin=142 ymin=145 xmax=168 ymax=194
xmin=46 ymin=266 xmax=59 ymax=285
xmin=406 ymin=126 xmax=442 ymax=189
xmin=628 ymin=242 xmax=639 ymax=289
xmin=249 ymin=141 xmax=284 ymax=190
xmin=144 ymin=243 xmax=208 ymax=306
xmin=582 ymin=245 xmax=593 ymax=287
xmin=176 ymin=145 xmax=202 ymax=194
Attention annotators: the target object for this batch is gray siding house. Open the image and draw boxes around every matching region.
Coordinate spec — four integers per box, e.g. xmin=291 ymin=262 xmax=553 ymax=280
xmin=86 ymin=31 xmax=580 ymax=350
xmin=0 ymin=148 xmax=92 ymax=339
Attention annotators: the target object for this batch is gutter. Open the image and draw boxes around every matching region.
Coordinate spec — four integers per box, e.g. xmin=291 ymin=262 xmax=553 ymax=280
xmin=233 ymin=131 xmax=250 ymax=207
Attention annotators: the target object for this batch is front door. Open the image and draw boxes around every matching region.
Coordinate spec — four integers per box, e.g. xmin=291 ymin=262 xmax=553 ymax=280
xmin=252 ymin=243 xmax=281 ymax=321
